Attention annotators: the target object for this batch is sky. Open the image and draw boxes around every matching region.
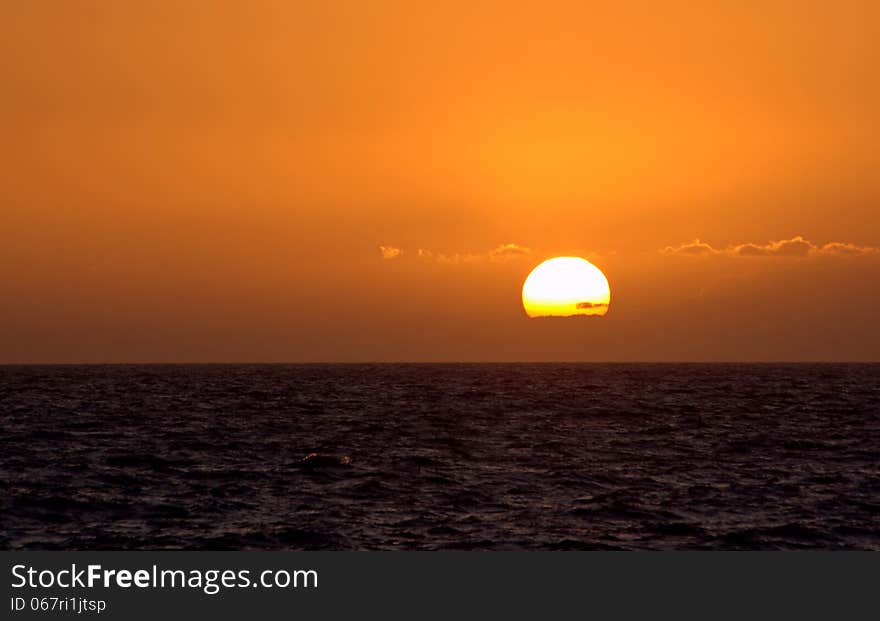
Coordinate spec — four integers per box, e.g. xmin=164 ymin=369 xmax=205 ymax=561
xmin=2 ymin=1 xmax=879 ymax=362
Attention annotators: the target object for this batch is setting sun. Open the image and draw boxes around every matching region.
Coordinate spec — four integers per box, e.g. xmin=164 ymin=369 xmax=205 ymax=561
xmin=522 ymin=257 xmax=611 ymax=318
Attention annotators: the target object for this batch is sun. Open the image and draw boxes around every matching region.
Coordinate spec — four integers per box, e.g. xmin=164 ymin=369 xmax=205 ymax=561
xmin=522 ymin=257 xmax=611 ymax=318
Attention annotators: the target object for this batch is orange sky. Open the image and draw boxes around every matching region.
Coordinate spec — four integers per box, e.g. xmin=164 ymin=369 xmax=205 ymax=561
xmin=2 ymin=1 xmax=879 ymax=362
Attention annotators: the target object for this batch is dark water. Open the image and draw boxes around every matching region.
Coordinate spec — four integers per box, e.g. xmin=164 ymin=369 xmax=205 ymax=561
xmin=1 ymin=364 xmax=878 ymax=550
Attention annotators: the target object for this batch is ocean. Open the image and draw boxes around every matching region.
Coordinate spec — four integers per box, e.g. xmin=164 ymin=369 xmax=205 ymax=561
xmin=1 ymin=363 xmax=877 ymax=550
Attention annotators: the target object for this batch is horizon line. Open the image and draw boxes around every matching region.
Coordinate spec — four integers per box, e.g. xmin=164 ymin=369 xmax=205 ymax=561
xmin=1 ymin=360 xmax=878 ymax=366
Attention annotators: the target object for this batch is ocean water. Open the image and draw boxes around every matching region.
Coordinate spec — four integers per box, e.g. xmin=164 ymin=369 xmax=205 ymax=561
xmin=1 ymin=363 xmax=878 ymax=550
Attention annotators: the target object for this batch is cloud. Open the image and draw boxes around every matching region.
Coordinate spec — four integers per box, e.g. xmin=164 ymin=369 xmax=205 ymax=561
xmin=731 ymin=236 xmax=814 ymax=257
xmin=576 ymin=301 xmax=609 ymax=309
xmin=415 ymin=248 xmax=478 ymax=264
xmin=488 ymin=243 xmax=531 ymax=262
xmin=378 ymin=245 xmax=402 ymax=259
xmin=817 ymin=241 xmax=880 ymax=256
xmin=660 ymin=239 xmax=719 ymax=256
xmin=411 ymin=242 xmax=531 ymax=264
xmin=662 ymin=236 xmax=880 ymax=258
